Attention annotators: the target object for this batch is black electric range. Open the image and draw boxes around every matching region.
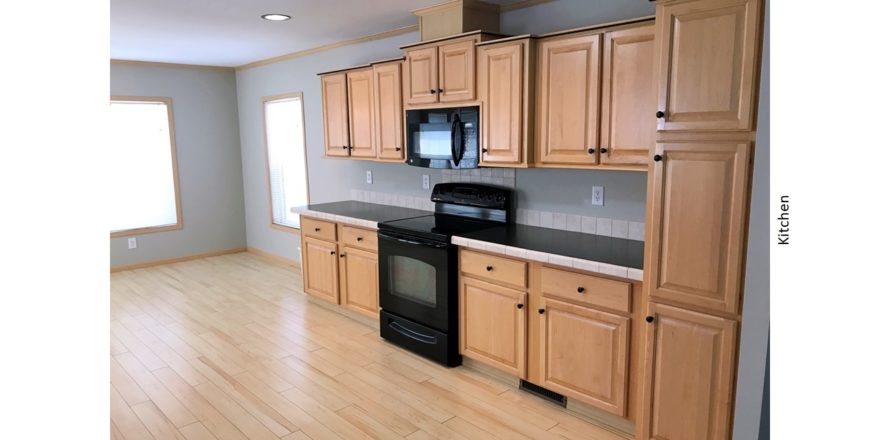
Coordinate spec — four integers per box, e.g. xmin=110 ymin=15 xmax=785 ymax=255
xmin=376 ymin=183 xmax=513 ymax=366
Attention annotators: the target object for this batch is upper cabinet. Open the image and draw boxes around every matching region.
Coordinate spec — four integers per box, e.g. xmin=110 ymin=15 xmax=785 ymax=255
xmin=477 ymin=37 xmax=535 ymax=167
xmin=535 ymin=33 xmax=601 ymax=167
xmin=403 ymin=33 xmax=497 ymax=108
xmin=654 ymin=0 xmax=763 ymax=131
xmin=320 ymin=61 xmax=405 ymax=162
xmin=346 ymin=68 xmax=376 ymax=158
xmin=321 ymin=72 xmax=350 ymax=157
xmin=373 ymin=61 xmax=405 ymax=161
xmin=601 ymin=24 xmax=656 ymax=166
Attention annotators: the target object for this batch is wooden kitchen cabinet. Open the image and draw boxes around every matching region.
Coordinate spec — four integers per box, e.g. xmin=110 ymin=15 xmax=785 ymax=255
xmin=320 ymin=72 xmax=350 ymax=157
xmin=403 ymin=46 xmax=438 ymax=105
xmin=339 ymin=246 xmax=379 ymax=318
xmin=373 ymin=61 xmax=405 ymax=161
xmin=639 ymin=302 xmax=738 ymax=440
xmin=654 ymin=0 xmax=763 ymax=131
xmin=644 ymin=140 xmax=751 ymax=315
xmin=302 ymin=236 xmax=339 ymax=304
xmin=601 ymin=24 xmax=655 ymax=165
xmin=535 ymin=33 xmax=601 ymax=166
xmin=477 ymin=37 xmax=535 ymax=167
xmin=460 ymin=276 xmax=527 ymax=378
xmin=538 ymin=297 xmax=630 ymax=417
xmin=438 ymin=39 xmax=476 ymax=103
xmin=346 ymin=68 xmax=376 ymax=158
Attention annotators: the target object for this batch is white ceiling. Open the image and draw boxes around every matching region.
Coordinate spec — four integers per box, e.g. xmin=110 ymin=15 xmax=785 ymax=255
xmin=111 ymin=0 xmax=523 ymax=67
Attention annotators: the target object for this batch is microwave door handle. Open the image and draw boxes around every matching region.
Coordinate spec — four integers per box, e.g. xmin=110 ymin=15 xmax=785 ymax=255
xmin=450 ymin=115 xmax=463 ymax=166
xmin=449 ymin=117 xmax=459 ymax=166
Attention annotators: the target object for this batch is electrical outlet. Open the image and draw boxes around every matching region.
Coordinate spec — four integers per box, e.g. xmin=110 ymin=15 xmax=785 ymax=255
xmin=591 ymin=186 xmax=604 ymax=206
xmin=366 ymin=170 xmax=373 ymax=184
xmin=128 ymin=237 xmax=137 ymax=249
xmin=422 ymin=174 xmax=430 ymax=190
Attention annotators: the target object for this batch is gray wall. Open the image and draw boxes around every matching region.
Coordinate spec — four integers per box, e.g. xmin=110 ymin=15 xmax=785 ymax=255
xmin=235 ymin=0 xmax=655 ymax=261
xmin=110 ymin=64 xmax=246 ymax=267
xmin=733 ymin=0 xmax=771 ymax=439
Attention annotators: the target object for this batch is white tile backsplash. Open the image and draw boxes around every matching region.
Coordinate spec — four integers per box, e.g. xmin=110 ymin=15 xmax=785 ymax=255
xmin=597 ymin=218 xmax=613 ymax=236
xmin=612 ymin=219 xmax=629 ymax=239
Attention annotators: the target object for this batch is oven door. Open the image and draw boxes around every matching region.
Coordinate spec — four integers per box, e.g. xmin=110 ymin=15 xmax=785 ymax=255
xmin=378 ymin=230 xmax=453 ymax=332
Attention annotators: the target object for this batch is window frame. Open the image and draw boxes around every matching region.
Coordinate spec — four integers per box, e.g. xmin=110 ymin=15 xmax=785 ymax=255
xmin=262 ymin=91 xmax=311 ymax=232
xmin=109 ymin=96 xmax=184 ymax=238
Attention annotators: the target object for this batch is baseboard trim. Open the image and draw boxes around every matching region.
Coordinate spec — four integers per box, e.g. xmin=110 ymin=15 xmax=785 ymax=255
xmin=110 ymin=247 xmax=247 ymax=272
xmin=246 ymin=247 xmax=301 ymax=269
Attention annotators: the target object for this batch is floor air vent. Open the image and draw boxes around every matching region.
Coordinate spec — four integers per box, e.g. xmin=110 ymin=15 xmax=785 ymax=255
xmin=519 ymin=380 xmax=567 ymax=407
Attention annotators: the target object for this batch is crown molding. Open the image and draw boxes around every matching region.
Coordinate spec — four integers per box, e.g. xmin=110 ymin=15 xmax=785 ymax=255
xmin=110 ymin=59 xmax=234 ymax=71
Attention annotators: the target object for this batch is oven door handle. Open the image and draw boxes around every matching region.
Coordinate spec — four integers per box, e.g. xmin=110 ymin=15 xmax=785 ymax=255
xmin=389 ymin=320 xmax=438 ymax=344
xmin=378 ymin=231 xmax=447 ymax=248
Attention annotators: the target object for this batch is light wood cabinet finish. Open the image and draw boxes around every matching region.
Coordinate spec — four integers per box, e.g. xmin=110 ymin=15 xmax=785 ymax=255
xmin=438 ymin=39 xmax=477 ymax=102
xmin=302 ymin=236 xmax=339 ymax=304
xmin=373 ymin=61 xmax=405 ymax=161
xmin=639 ymin=302 xmax=738 ymax=440
xmin=321 ymin=73 xmax=350 ymax=157
xmin=536 ymin=33 xmax=601 ymax=166
xmin=301 ymin=217 xmax=337 ymax=241
xmin=460 ymin=249 xmax=527 ymax=289
xmin=478 ymin=39 xmax=533 ymax=166
xmin=403 ymin=46 xmax=439 ymax=105
xmin=346 ymin=68 xmax=376 ymax=158
xmin=540 ymin=266 xmax=632 ymax=314
xmin=339 ymin=225 xmax=378 ymax=252
xmin=339 ymin=246 xmax=379 ymax=318
xmin=655 ymin=0 xmax=763 ymax=131
xmin=539 ymin=297 xmax=630 ymax=416
xmin=601 ymin=24 xmax=655 ymax=165
xmin=460 ymin=276 xmax=527 ymax=378
xmin=645 ymin=140 xmax=751 ymax=315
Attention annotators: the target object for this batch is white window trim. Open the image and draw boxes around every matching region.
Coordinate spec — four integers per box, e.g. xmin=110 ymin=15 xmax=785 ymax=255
xmin=262 ymin=91 xmax=311 ymax=232
xmin=109 ymin=96 xmax=183 ymax=238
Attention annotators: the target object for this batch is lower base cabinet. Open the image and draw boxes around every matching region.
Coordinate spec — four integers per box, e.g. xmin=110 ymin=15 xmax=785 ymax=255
xmin=639 ymin=302 xmax=738 ymax=440
xmin=539 ymin=297 xmax=630 ymax=416
xmin=459 ymin=276 xmax=527 ymax=378
xmin=302 ymin=236 xmax=339 ymax=303
xmin=340 ymin=246 xmax=379 ymax=318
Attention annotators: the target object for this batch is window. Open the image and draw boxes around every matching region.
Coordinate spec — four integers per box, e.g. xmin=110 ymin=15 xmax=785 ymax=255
xmin=109 ymin=97 xmax=182 ymax=237
xmin=264 ymin=92 xmax=310 ymax=230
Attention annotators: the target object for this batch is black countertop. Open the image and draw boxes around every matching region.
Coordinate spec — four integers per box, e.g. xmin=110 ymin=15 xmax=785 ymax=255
xmin=297 ymin=201 xmax=431 ymax=223
xmin=460 ymin=223 xmax=644 ymax=270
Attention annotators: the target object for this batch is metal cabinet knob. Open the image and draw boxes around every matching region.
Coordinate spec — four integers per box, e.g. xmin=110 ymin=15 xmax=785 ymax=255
xmin=654 ymin=154 xmax=663 ymax=162
xmin=656 ymin=111 xmax=665 ymax=118
xmin=315 ymin=228 xmax=320 ymax=232
xmin=486 ymin=265 xmax=493 ymax=272
xmin=430 ymin=89 xmax=437 ymax=94
xmin=588 ymin=148 xmax=595 ymax=154
xmin=577 ymin=287 xmax=585 ymax=293
xmin=600 ymin=148 xmax=608 ymax=154
xmin=356 ymin=237 xmax=363 ymax=241
xmin=516 ymin=304 xmax=524 ymax=309
xmin=330 ymin=251 xmax=336 ymax=255
xmin=646 ymin=316 xmax=655 ymax=323
xmin=538 ymin=308 xmax=545 ymax=315
xmin=340 ymin=253 xmax=346 ymax=258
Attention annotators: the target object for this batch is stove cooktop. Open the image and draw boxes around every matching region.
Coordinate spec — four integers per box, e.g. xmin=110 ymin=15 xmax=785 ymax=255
xmin=378 ymin=214 xmax=503 ymax=242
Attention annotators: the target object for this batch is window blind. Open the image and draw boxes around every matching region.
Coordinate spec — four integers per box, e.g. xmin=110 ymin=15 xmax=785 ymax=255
xmin=265 ymin=95 xmax=309 ymax=229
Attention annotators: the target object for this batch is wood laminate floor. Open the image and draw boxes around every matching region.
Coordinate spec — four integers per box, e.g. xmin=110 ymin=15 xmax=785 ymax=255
xmin=110 ymin=252 xmax=627 ymax=440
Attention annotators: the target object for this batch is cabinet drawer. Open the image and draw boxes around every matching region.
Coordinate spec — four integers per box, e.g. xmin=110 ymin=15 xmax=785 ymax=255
xmin=461 ymin=249 xmax=527 ymax=289
xmin=539 ymin=266 xmax=631 ymax=313
xmin=340 ymin=226 xmax=377 ymax=252
xmin=301 ymin=217 xmax=337 ymax=241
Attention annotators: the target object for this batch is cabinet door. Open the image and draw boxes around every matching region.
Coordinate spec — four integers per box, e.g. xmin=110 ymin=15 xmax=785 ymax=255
xmin=478 ymin=42 xmax=524 ymax=165
xmin=536 ymin=34 xmax=601 ymax=166
xmin=373 ymin=62 xmax=405 ymax=161
xmin=439 ymin=40 xmax=476 ymax=103
xmin=644 ymin=140 xmax=751 ymax=314
xmin=655 ymin=0 xmax=762 ymax=131
xmin=302 ymin=237 xmax=339 ymax=303
xmin=321 ymin=73 xmax=350 ymax=157
xmin=538 ymin=298 xmax=629 ymax=416
xmin=639 ymin=303 xmax=738 ymax=440
xmin=404 ymin=46 xmax=438 ymax=105
xmin=601 ymin=24 xmax=655 ymax=166
xmin=460 ymin=277 xmax=527 ymax=378
xmin=339 ymin=246 xmax=379 ymax=318
xmin=346 ymin=68 xmax=376 ymax=158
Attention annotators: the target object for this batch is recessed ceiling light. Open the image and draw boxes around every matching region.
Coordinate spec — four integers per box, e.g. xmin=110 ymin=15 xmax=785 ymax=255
xmin=261 ymin=13 xmax=291 ymax=21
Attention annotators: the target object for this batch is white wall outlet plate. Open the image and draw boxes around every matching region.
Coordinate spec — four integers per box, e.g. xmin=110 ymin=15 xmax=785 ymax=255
xmin=366 ymin=170 xmax=373 ymax=184
xmin=592 ymin=186 xmax=604 ymax=206
xmin=422 ymin=174 xmax=430 ymax=190
xmin=128 ymin=237 xmax=137 ymax=249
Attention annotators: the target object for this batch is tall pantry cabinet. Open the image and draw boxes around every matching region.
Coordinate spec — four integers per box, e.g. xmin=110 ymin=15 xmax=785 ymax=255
xmin=638 ymin=0 xmax=764 ymax=440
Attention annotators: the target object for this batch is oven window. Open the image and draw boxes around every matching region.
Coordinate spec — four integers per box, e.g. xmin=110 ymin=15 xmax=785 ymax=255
xmin=388 ymin=255 xmax=437 ymax=307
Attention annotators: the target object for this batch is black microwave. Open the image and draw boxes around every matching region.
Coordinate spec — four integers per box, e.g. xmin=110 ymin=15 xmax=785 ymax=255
xmin=405 ymin=106 xmax=479 ymax=169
